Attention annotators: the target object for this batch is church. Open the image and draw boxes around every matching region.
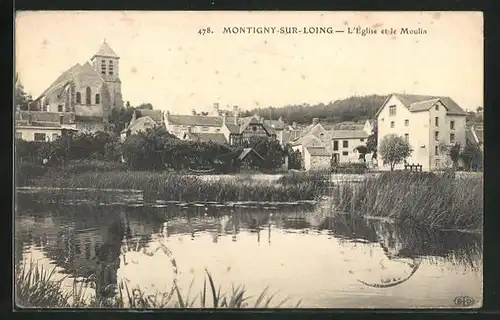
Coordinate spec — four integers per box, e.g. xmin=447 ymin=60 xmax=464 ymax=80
xmin=15 ymin=40 xmax=124 ymax=141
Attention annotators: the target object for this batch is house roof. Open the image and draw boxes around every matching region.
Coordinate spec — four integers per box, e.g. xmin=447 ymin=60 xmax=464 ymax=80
xmin=184 ymin=132 xmax=228 ymax=144
xmin=167 ymin=114 xmax=223 ymax=127
xmin=376 ymin=93 xmax=467 ymax=117
xmin=15 ymin=111 xmax=74 ymax=124
xmin=238 ymin=148 xmax=265 ymax=161
xmin=305 ymin=147 xmax=331 ymax=156
xmin=329 ymin=130 xmax=370 ymax=139
xmin=137 ymin=109 xmax=163 ymax=124
xmin=332 ymin=122 xmax=365 ymax=131
xmin=121 ymin=116 xmax=157 ymax=134
xmin=291 ymin=134 xmax=325 ymax=147
xmin=281 ymin=130 xmax=302 ymax=145
xmin=91 ymin=40 xmax=119 ymax=59
xmin=224 ymin=123 xmax=240 ymax=134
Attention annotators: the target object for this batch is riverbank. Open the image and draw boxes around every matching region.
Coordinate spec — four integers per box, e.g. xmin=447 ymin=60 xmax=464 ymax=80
xmin=25 ymin=170 xmax=333 ymax=202
xmin=331 ymin=171 xmax=483 ymax=231
xmin=16 ymin=260 xmax=299 ymax=308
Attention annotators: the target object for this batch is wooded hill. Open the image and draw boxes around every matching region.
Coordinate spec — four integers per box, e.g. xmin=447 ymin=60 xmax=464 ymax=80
xmin=240 ymin=94 xmax=388 ymax=125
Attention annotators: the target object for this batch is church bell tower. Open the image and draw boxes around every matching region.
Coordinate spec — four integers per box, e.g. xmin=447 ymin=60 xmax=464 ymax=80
xmin=90 ymin=40 xmax=124 ymax=109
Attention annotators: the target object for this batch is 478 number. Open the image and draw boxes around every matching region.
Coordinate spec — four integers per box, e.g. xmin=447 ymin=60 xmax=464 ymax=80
xmin=198 ymin=27 xmax=213 ymax=35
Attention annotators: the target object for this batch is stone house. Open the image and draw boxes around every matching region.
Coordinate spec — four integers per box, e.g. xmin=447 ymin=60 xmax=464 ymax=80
xmin=304 ymin=146 xmax=331 ymax=171
xmin=376 ymin=93 xmax=467 ymax=171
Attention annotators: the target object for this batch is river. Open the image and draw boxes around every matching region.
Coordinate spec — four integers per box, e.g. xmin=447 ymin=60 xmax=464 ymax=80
xmin=14 ymin=191 xmax=482 ymax=308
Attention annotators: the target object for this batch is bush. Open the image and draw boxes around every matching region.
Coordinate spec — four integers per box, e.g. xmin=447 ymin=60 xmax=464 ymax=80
xmin=332 ymin=171 xmax=483 ymax=230
xmin=16 ymin=162 xmax=49 ymax=186
xmin=331 ymin=163 xmax=367 ymax=174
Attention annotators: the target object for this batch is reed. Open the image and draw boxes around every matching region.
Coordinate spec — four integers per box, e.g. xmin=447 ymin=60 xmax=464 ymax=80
xmin=30 ymin=170 xmax=333 ymax=202
xmin=331 ymin=171 xmax=483 ymax=230
xmin=15 ymin=261 xmax=300 ymax=308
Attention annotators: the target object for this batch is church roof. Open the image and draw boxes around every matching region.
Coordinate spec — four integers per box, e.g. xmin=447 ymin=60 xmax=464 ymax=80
xmin=91 ymin=40 xmax=119 ymax=59
xmin=35 ymin=62 xmax=105 ymax=101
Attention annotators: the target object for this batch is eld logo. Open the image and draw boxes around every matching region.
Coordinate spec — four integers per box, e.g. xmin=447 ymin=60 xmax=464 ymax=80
xmin=453 ymin=296 xmax=475 ymax=307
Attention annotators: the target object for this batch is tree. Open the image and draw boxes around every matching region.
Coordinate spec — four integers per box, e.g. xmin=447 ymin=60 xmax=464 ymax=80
xmin=378 ymin=134 xmax=413 ymax=171
xmin=15 ymin=73 xmax=35 ymax=111
xmin=460 ymin=141 xmax=482 ymax=171
xmin=366 ymin=122 xmax=378 ymax=157
xmin=109 ymin=107 xmax=142 ymax=134
xmin=448 ymin=142 xmax=461 ymax=169
xmin=356 ymin=145 xmax=368 ymax=160
xmin=136 ymin=103 xmax=153 ymax=110
xmin=245 ymin=136 xmax=284 ymax=171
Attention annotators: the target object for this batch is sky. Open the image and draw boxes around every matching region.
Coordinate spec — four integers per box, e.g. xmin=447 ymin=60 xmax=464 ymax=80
xmin=15 ymin=11 xmax=483 ymax=114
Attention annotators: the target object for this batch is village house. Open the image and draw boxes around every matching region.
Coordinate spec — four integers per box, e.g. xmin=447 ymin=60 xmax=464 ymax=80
xmin=376 ymin=93 xmax=467 ymax=171
xmin=289 ymin=118 xmax=372 ymax=170
xmin=165 ymin=104 xmax=277 ymax=146
xmin=15 ymin=108 xmax=79 ymax=141
xmin=303 ymin=146 xmax=331 ymax=171
xmin=120 ymin=110 xmax=162 ymax=141
xmin=15 ymin=40 xmax=124 ymax=140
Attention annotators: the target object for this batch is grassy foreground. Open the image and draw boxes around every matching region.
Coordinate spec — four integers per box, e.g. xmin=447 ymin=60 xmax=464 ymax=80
xmin=27 ymin=169 xmax=332 ymax=202
xmin=16 ymin=260 xmax=301 ymax=309
xmin=331 ymin=171 xmax=483 ymax=231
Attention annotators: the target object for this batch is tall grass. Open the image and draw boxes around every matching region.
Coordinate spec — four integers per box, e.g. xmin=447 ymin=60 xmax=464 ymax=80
xmin=29 ymin=170 xmax=333 ymax=202
xmin=331 ymin=171 xmax=483 ymax=231
xmin=15 ymin=261 xmax=301 ymax=309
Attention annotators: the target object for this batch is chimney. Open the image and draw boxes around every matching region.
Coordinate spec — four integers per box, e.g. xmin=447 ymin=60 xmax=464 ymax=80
xmin=234 ymin=112 xmax=239 ymax=125
xmin=213 ymin=102 xmax=220 ymax=115
xmin=233 ymin=105 xmax=239 ymax=115
xmin=312 ymin=118 xmax=319 ymax=125
xmin=260 ymin=117 xmax=264 ymax=124
xmin=222 ymin=112 xmax=227 ymax=125
xmin=191 ymin=109 xmax=197 ymax=115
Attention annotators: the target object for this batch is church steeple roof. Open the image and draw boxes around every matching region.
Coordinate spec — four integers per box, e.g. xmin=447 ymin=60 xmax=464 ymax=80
xmin=91 ymin=39 xmax=119 ymax=60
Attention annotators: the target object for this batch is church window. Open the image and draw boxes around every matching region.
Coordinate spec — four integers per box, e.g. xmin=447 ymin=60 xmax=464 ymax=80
xmin=85 ymin=87 xmax=91 ymax=105
xmin=76 ymin=92 xmax=81 ymax=104
xmin=109 ymin=60 xmax=114 ymax=75
xmin=101 ymin=60 xmax=107 ymax=75
xmin=95 ymin=93 xmax=100 ymax=104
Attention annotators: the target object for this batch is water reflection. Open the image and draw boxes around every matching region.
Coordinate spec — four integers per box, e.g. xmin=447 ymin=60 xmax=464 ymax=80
xmin=15 ymin=197 xmax=482 ymax=308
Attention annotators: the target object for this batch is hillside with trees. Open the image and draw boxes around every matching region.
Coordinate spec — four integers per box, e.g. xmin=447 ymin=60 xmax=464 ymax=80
xmin=240 ymin=94 xmax=388 ymax=124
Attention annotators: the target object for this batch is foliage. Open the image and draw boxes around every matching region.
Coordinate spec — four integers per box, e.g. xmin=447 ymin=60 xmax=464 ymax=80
xmin=283 ymin=144 xmax=302 ymax=170
xmin=136 ymin=102 xmax=153 ymax=110
xmin=366 ymin=122 xmax=378 ymax=157
xmin=331 ymin=162 xmax=367 ymax=174
xmin=460 ymin=141 xmax=483 ymax=172
xmin=240 ymin=94 xmax=387 ymax=125
xmin=32 ymin=170 xmax=333 ymax=202
xmin=332 ymin=172 xmax=483 ymax=231
xmin=16 ymin=162 xmax=49 ymax=186
xmin=109 ymin=107 xmax=142 ymax=134
xmin=122 ymin=126 xmax=176 ymax=170
xmin=448 ymin=143 xmax=461 ymax=168
xmin=378 ymin=134 xmax=413 ymax=171
xmin=15 ymin=73 xmax=36 ymax=111
xmin=244 ymin=136 xmax=284 ymax=171
xmin=16 ymin=261 xmax=299 ymax=308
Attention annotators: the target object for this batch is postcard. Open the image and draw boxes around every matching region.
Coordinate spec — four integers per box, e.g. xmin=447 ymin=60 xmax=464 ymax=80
xmin=14 ymin=11 xmax=483 ymax=309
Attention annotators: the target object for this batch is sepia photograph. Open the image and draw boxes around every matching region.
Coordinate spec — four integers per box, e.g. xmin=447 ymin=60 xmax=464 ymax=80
xmin=14 ymin=11 xmax=483 ymax=309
